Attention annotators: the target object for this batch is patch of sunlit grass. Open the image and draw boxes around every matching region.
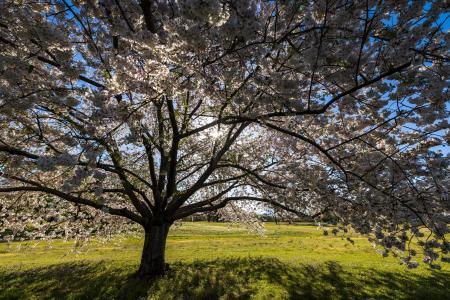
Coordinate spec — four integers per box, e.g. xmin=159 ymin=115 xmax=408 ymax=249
xmin=0 ymin=222 xmax=448 ymax=299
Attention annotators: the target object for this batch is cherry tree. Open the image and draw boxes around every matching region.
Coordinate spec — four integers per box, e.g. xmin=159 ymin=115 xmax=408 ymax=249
xmin=0 ymin=0 xmax=449 ymax=277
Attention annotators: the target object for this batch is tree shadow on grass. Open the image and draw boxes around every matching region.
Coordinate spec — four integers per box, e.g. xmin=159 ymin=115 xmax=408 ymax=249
xmin=0 ymin=261 xmax=146 ymax=300
xmin=0 ymin=258 xmax=448 ymax=300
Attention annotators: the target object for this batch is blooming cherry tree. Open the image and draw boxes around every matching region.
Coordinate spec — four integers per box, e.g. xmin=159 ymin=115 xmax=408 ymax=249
xmin=0 ymin=0 xmax=448 ymax=277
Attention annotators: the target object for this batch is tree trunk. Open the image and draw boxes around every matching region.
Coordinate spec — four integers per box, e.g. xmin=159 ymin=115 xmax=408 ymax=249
xmin=137 ymin=223 xmax=170 ymax=278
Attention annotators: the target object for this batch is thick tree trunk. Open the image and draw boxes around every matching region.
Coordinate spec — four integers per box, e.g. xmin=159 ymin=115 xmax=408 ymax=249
xmin=136 ymin=223 xmax=170 ymax=278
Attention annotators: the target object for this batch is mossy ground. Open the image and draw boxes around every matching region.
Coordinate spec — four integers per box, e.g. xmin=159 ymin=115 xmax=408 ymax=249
xmin=0 ymin=222 xmax=448 ymax=299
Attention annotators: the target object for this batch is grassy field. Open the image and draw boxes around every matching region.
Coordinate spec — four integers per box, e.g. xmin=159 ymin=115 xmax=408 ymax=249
xmin=0 ymin=222 xmax=449 ymax=300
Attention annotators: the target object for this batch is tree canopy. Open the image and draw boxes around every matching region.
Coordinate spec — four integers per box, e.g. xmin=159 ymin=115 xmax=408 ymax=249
xmin=0 ymin=0 xmax=448 ymax=276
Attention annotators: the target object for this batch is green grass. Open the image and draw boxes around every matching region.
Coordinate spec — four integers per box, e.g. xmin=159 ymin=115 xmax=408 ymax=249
xmin=0 ymin=222 xmax=449 ymax=299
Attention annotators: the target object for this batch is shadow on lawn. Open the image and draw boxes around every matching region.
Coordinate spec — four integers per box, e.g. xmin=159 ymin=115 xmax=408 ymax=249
xmin=0 ymin=258 xmax=448 ymax=300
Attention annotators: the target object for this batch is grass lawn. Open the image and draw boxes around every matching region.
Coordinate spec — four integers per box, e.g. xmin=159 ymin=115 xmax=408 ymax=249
xmin=0 ymin=222 xmax=448 ymax=299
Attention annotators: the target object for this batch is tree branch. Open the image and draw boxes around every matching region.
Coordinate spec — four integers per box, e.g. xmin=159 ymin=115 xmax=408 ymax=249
xmin=0 ymin=184 xmax=144 ymax=225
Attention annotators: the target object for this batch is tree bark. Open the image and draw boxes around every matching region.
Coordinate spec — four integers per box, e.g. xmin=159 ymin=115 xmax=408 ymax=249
xmin=136 ymin=223 xmax=170 ymax=278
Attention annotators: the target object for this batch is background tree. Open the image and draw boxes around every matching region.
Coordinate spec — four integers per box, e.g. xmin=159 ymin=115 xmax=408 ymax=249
xmin=0 ymin=0 xmax=448 ymax=277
